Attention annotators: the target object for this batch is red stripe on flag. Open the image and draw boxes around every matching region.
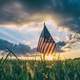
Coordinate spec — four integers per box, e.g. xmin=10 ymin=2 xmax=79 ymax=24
xmin=37 ymin=37 xmax=42 ymax=51
xmin=43 ymin=42 xmax=49 ymax=53
xmin=37 ymin=37 xmax=43 ymax=51
xmin=44 ymin=38 xmax=51 ymax=55
xmin=47 ymin=43 xmax=53 ymax=54
xmin=41 ymin=39 xmax=47 ymax=53
xmin=49 ymin=44 xmax=56 ymax=55
xmin=49 ymin=44 xmax=55 ymax=55
xmin=39 ymin=38 xmax=44 ymax=52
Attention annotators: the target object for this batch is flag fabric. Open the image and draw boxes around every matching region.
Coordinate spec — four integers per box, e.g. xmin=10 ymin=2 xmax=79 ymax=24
xmin=37 ymin=23 xmax=56 ymax=55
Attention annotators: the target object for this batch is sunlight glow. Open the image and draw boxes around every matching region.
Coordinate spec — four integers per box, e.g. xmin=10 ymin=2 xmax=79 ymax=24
xmin=45 ymin=17 xmax=57 ymax=28
xmin=45 ymin=54 xmax=53 ymax=61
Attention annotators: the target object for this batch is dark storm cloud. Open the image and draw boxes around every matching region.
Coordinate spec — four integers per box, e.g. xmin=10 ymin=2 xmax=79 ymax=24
xmin=60 ymin=17 xmax=80 ymax=33
xmin=20 ymin=0 xmax=80 ymax=33
xmin=0 ymin=0 xmax=80 ymax=33
xmin=20 ymin=0 xmax=80 ymax=15
xmin=20 ymin=0 xmax=51 ymax=12
xmin=0 ymin=0 xmax=33 ymax=24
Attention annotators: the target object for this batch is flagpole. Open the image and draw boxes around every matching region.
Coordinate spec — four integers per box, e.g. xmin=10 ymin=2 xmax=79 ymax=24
xmin=43 ymin=22 xmax=45 ymax=61
xmin=42 ymin=15 xmax=45 ymax=61
xmin=34 ymin=33 xmax=37 ymax=61
xmin=58 ymin=52 xmax=60 ymax=60
xmin=43 ymin=53 xmax=45 ymax=61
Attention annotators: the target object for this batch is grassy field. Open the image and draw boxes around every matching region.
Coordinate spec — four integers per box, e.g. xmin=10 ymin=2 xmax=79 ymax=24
xmin=0 ymin=58 xmax=80 ymax=80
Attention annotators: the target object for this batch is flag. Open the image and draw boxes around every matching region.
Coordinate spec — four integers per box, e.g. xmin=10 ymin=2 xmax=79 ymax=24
xmin=37 ymin=23 xmax=56 ymax=55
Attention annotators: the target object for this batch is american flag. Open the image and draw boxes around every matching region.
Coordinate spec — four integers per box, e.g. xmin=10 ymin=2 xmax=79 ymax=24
xmin=37 ymin=23 xmax=56 ymax=55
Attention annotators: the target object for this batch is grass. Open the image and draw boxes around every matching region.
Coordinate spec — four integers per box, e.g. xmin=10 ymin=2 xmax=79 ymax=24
xmin=0 ymin=58 xmax=80 ymax=80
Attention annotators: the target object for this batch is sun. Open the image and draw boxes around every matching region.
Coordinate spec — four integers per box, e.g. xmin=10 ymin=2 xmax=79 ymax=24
xmin=45 ymin=18 xmax=57 ymax=27
xmin=45 ymin=54 xmax=53 ymax=61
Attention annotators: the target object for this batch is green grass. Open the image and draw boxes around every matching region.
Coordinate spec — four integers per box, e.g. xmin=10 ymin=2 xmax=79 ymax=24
xmin=0 ymin=59 xmax=80 ymax=80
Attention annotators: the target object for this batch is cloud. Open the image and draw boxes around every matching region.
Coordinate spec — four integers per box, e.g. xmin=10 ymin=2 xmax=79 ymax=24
xmin=59 ymin=17 xmax=80 ymax=33
xmin=19 ymin=0 xmax=80 ymax=17
xmin=0 ymin=0 xmax=80 ymax=33
xmin=20 ymin=0 xmax=80 ymax=33
xmin=0 ymin=0 xmax=32 ymax=24
xmin=20 ymin=0 xmax=51 ymax=12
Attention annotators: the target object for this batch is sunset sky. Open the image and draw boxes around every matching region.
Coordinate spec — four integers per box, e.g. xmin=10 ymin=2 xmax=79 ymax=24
xmin=0 ymin=0 xmax=80 ymax=58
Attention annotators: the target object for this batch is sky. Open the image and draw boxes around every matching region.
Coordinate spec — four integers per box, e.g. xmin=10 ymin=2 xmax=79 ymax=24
xmin=0 ymin=0 xmax=80 ymax=58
